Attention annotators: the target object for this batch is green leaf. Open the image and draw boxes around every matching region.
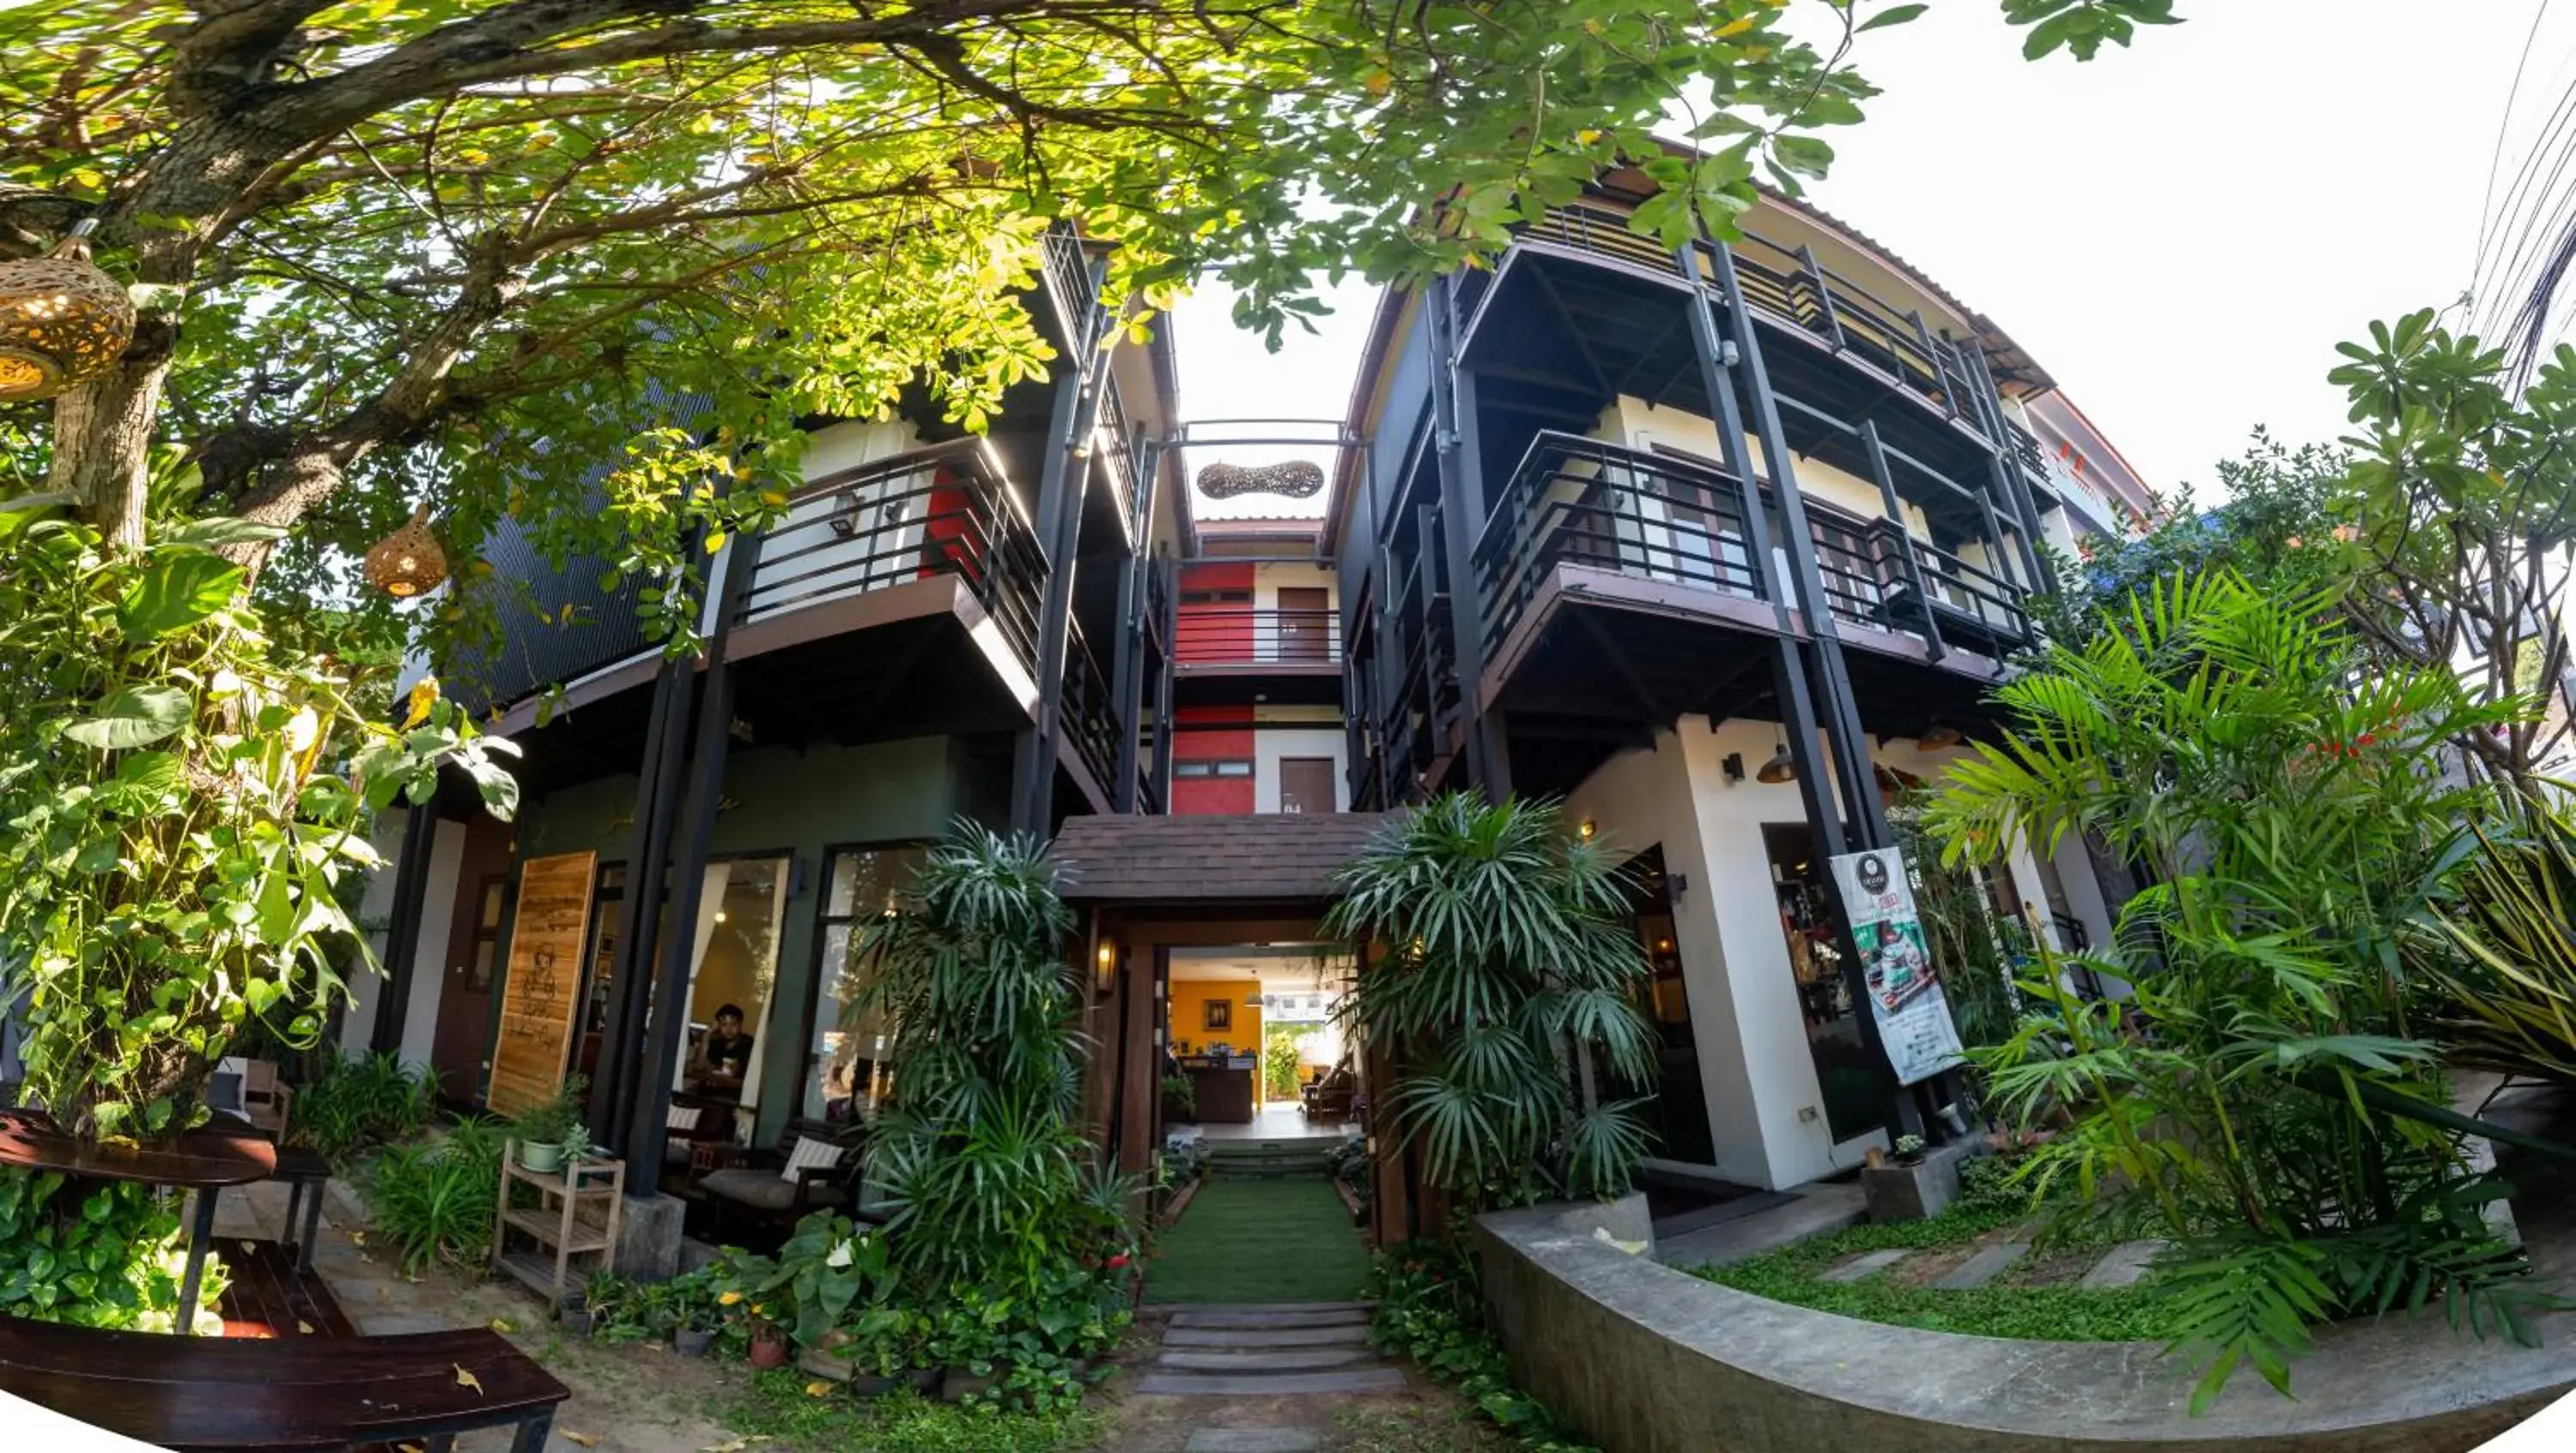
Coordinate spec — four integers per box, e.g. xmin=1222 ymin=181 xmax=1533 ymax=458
xmin=64 ymin=685 xmax=194 ymax=751
xmin=1858 ymin=4 xmax=1931 ymax=35
xmin=119 ymin=553 xmax=246 ymax=640
xmin=158 ymin=516 xmax=287 ymax=550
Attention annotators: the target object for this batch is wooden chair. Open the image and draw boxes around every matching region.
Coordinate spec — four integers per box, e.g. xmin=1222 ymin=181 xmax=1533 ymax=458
xmin=208 ymin=1057 xmax=292 ymax=1144
xmin=0 ymin=1317 xmax=568 ymax=1451
xmin=697 ymin=1118 xmax=873 ymax=1238
xmin=1302 ymin=1067 xmax=1357 ymax=1123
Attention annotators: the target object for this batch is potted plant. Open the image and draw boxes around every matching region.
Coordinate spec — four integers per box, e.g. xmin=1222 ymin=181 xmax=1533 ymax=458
xmin=1893 ymin=1133 xmax=1927 ymax=1168
xmin=663 ymin=1267 xmax=719 ymax=1357
xmin=577 ymin=1268 xmax=632 ymax=1341
xmin=511 ymin=1076 xmax=587 ymax=1174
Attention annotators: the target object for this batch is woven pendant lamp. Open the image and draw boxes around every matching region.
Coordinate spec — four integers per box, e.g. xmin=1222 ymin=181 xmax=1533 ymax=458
xmin=363 ymin=507 xmax=447 ymax=599
xmin=0 ymin=219 xmax=136 ymax=403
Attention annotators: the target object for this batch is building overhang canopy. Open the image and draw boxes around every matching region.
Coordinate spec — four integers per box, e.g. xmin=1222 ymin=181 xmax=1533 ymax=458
xmin=1049 ymin=812 xmax=1401 ymax=906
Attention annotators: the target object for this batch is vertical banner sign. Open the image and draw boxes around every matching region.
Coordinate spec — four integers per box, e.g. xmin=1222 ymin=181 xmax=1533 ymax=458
xmin=1827 ymin=847 xmax=1964 ymax=1087
xmin=486 ymin=850 xmax=598 ymax=1116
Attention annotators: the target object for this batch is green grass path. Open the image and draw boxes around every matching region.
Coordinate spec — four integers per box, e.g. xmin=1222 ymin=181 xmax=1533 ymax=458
xmin=1146 ymin=1176 xmax=1372 ymax=1304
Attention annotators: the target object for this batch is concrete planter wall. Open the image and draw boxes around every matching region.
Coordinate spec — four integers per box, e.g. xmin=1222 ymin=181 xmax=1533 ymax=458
xmin=1474 ymin=1204 xmax=2576 ymax=1453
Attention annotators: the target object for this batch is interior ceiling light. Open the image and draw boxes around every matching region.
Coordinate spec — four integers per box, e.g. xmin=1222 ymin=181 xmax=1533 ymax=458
xmin=1917 ymin=721 xmax=1965 ymax=750
xmin=1199 ymin=459 xmax=1324 ymax=499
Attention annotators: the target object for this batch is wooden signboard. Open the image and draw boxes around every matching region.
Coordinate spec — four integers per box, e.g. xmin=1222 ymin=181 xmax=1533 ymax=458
xmin=485 ymin=850 xmax=597 ymax=1116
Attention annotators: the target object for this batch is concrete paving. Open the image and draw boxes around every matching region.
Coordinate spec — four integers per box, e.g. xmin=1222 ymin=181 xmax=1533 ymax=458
xmin=2079 ymin=1240 xmax=2169 ymax=1290
xmin=1817 ymin=1249 xmax=1910 ymax=1284
xmin=1654 ymin=1181 xmax=1868 ymax=1268
xmin=1157 ymin=1347 xmax=1378 ymax=1371
xmin=1163 ymin=1323 xmax=1374 ymax=1348
xmin=1136 ymin=1367 xmax=1408 ymax=1395
xmin=1168 ymin=1306 xmax=1372 ymax=1330
xmin=1929 ymin=1241 xmax=2029 ymax=1289
xmin=1184 ymin=1432 xmax=1323 ymax=1453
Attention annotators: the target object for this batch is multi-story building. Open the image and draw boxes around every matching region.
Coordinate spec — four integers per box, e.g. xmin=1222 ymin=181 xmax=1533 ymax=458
xmin=348 ymin=170 xmax=2149 ymax=1243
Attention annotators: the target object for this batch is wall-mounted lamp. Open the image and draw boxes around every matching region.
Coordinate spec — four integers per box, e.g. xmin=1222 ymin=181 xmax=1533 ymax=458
xmin=1578 ymin=818 xmax=1597 ymax=842
xmin=714 ymin=910 xmax=729 ymax=924
xmin=1722 ymin=752 xmax=1746 ymax=783
xmin=1095 ymin=939 xmax=1119 ymax=995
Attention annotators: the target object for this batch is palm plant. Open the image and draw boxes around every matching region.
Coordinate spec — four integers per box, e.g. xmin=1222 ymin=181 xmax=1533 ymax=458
xmin=2421 ymin=802 xmax=2576 ymax=1081
xmin=1326 ymin=794 xmax=1659 ymax=1207
xmin=1929 ymin=569 xmax=2555 ymax=1411
xmin=848 ymin=823 xmax=1139 ymax=1316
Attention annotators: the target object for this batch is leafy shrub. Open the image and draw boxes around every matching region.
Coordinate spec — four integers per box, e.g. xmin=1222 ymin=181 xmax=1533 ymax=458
xmin=1955 ymin=1152 xmax=2028 ymax=1217
xmin=0 ymin=1167 xmax=226 ymax=1333
xmin=1368 ymin=1239 xmax=1595 ymax=1452
xmin=1328 ymin=795 xmax=1660 ymax=1207
xmin=850 ymin=825 xmax=1139 ymax=1403
xmin=1262 ymin=1023 xmax=1304 ymax=1101
xmin=289 ymin=1050 xmax=435 ymax=1164
xmin=720 ymin=1368 xmax=1104 ymax=1452
xmin=1324 ymin=1136 xmax=1373 ymax=1219
xmin=1933 ymin=571 xmax=2561 ymax=1409
xmin=366 ymin=1116 xmax=504 ymax=1274
xmin=0 ymin=501 xmax=510 ymax=1144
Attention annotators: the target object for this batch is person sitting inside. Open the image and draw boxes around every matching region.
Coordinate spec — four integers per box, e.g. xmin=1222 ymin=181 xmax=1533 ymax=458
xmin=690 ymin=1003 xmax=756 ymax=1093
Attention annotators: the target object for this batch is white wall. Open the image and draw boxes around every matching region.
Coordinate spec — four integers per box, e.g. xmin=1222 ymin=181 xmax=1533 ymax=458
xmin=1253 ymin=704 xmax=1347 ymax=813
xmin=337 ymin=809 xmax=465 ymax=1072
xmin=745 ymin=417 xmax=927 ymax=622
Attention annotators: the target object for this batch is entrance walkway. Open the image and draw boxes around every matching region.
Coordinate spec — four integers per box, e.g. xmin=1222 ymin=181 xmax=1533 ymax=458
xmin=1150 ymin=1177 xmax=1370 ymax=1304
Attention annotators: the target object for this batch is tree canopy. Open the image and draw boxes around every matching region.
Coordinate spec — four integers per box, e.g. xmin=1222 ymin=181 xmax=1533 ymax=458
xmin=0 ymin=0 xmax=2170 ymax=665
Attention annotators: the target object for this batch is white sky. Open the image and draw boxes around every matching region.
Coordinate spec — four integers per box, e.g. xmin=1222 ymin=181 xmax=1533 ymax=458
xmin=1171 ymin=0 xmax=2576 ymax=517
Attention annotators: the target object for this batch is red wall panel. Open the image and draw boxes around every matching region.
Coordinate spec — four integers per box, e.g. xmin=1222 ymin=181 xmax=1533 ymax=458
xmin=1172 ymin=711 xmax=1255 ymax=814
xmin=1176 ymin=562 xmax=1257 ymax=665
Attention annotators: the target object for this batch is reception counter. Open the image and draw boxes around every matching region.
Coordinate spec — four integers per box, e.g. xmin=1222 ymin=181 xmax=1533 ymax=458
xmin=1179 ymin=1057 xmax=1256 ymax=1124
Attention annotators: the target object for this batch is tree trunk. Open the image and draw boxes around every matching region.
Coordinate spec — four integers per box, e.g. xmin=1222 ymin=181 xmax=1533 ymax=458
xmin=46 ymin=346 xmax=172 ymax=550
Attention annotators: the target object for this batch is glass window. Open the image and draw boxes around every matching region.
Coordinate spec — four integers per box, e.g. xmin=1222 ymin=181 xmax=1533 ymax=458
xmin=803 ymin=846 xmax=930 ymax=1125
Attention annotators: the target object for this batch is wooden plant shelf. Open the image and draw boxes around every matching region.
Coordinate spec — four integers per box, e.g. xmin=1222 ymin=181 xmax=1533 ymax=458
xmin=489 ymin=1143 xmax=623 ymax=1306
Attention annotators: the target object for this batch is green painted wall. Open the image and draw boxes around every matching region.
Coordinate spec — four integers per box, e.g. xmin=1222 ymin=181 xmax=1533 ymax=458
xmin=494 ymin=734 xmax=1003 ymax=1146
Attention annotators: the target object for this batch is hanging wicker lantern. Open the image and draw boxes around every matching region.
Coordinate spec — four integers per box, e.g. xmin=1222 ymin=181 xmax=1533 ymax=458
xmin=363 ymin=508 xmax=448 ymax=599
xmin=1198 ymin=459 xmax=1325 ymax=500
xmin=0 ymin=220 xmax=136 ymax=404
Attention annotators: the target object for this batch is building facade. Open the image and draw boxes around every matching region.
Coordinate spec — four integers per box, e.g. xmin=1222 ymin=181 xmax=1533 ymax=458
xmin=354 ymin=177 xmax=2149 ymax=1213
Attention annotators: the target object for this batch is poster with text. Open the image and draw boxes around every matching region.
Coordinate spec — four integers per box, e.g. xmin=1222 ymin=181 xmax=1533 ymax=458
xmin=1827 ymin=847 xmax=1965 ymax=1087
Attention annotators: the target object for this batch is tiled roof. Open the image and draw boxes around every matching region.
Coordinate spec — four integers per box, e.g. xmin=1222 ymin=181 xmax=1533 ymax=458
xmin=1049 ymin=812 xmax=1402 ymax=903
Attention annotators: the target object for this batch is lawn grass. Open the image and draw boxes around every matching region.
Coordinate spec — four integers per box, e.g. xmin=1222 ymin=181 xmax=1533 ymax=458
xmin=720 ymin=1368 xmax=1104 ymax=1451
xmin=1689 ymin=1204 xmax=2192 ymax=1344
xmin=1147 ymin=1174 xmax=1373 ymax=1304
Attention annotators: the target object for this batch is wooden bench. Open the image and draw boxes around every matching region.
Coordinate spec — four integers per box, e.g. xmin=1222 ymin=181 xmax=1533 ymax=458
xmin=0 ymin=1318 xmax=568 ymax=1450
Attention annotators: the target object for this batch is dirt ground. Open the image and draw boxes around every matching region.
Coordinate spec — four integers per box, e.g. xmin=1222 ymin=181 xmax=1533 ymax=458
xmin=1097 ymin=1310 xmax=1504 ymax=1453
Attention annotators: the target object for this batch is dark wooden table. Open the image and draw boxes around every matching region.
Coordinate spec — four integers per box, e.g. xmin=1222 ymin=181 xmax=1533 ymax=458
xmin=0 ymin=1109 xmax=277 ymax=1334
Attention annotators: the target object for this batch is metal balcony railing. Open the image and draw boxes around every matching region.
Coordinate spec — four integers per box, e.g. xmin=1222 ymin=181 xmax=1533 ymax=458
xmin=1174 ymin=608 xmax=1342 ymax=667
xmin=1060 ymin=617 xmax=1124 ymax=797
xmin=740 ymin=438 xmax=1048 ymax=672
xmin=1473 ymin=432 xmax=2030 ymax=657
xmin=1515 ymin=203 xmax=2002 ymax=448
xmin=1041 ymin=225 xmax=1097 ymax=348
xmin=1094 ymin=363 xmax=1147 ymax=539
xmin=1473 ymin=432 xmax=1765 ymax=645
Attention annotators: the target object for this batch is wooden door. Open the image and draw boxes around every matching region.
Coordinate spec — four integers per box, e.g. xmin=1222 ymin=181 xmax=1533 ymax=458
xmin=1276 ymin=587 xmax=1329 ymax=660
xmin=428 ymin=816 xmax=514 ymax=1103
xmin=1279 ymin=757 xmax=1338 ymax=815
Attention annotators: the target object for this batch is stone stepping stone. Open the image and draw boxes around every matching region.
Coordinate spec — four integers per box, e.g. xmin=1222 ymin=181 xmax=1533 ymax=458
xmin=1818 ymin=1249 xmax=1909 ymax=1284
xmin=1169 ymin=1307 xmax=1371 ymax=1331
xmin=1164 ymin=1324 xmax=1372 ymax=1349
xmin=1137 ymin=1367 xmax=1406 ymax=1396
xmin=1932 ymin=1243 xmax=2029 ymax=1290
xmin=1157 ymin=1347 xmax=1376 ymax=1372
xmin=1186 ymin=1431 xmax=1321 ymax=1452
xmin=2079 ymin=1240 xmax=2170 ymax=1290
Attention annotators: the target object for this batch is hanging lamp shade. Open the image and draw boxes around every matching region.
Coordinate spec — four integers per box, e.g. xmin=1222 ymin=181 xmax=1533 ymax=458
xmin=1757 ymin=743 xmax=1798 ymax=784
xmin=363 ymin=508 xmax=448 ymax=599
xmin=0 ymin=222 xmax=136 ymax=403
xmin=1916 ymin=721 xmax=1964 ymax=750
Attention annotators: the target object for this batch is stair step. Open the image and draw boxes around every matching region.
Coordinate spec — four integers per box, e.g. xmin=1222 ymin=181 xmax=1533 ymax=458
xmin=1157 ymin=1347 xmax=1376 ymax=1372
xmin=1136 ymin=1367 xmax=1406 ymax=1396
xmin=1155 ymin=1301 xmax=1373 ymax=1316
xmin=1169 ymin=1307 xmax=1370 ymax=1331
xmin=1186 ymin=1432 xmax=1321 ymax=1453
xmin=1163 ymin=1324 xmax=1373 ymax=1349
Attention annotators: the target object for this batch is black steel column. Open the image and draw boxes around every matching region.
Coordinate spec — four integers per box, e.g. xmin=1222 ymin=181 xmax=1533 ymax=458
xmin=1149 ymin=552 xmax=1177 ymax=807
xmin=1109 ymin=553 xmax=1145 ymax=812
xmin=1960 ymin=344 xmax=2052 ymax=595
xmin=1425 ymin=273 xmax=1509 ymax=799
xmin=370 ymin=800 xmax=440 ymax=1055
xmin=622 ymin=531 xmax=762 ymax=1195
xmin=1013 ymin=289 xmax=1114 ymax=836
xmin=589 ymin=654 xmax=691 ymax=1147
xmin=1859 ymin=420 xmax=1946 ymax=664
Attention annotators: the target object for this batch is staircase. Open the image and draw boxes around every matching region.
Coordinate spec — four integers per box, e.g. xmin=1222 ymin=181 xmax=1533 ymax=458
xmin=1200 ymin=1140 xmax=1338 ymax=1178
xmin=1136 ymin=1302 xmax=1401 ymax=1396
